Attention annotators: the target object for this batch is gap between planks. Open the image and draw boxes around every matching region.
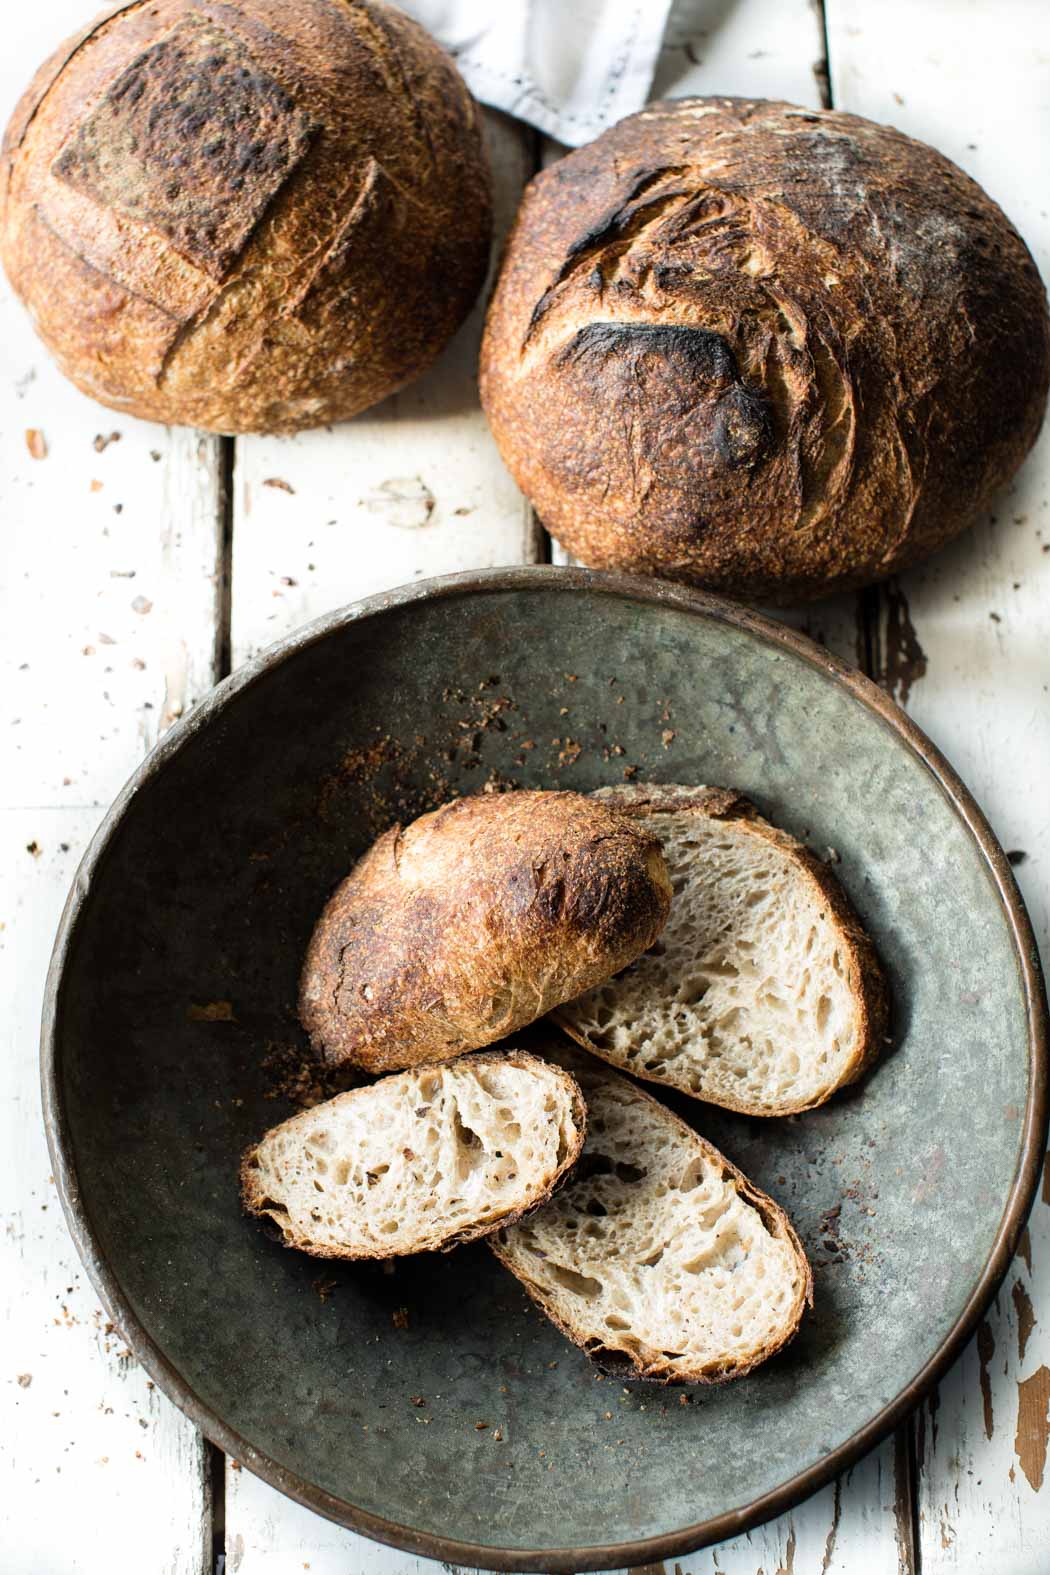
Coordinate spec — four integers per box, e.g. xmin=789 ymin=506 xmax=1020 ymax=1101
xmin=208 ymin=434 xmax=236 ymax=1575
xmin=216 ymin=435 xmax=237 ymax=685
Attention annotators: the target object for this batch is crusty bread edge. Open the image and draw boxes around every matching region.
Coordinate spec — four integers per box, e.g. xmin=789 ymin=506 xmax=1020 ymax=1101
xmin=490 ymin=1056 xmax=813 ymax=1384
xmin=552 ymin=785 xmax=890 ymax=1116
xmin=240 ymin=1049 xmax=587 ymax=1261
xmin=298 ymin=794 xmax=673 ymax=1075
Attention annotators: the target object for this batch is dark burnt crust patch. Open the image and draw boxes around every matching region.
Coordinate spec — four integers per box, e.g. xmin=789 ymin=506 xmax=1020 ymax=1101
xmin=556 ymin=322 xmax=774 ymax=473
xmin=51 ymin=14 xmax=314 ymax=279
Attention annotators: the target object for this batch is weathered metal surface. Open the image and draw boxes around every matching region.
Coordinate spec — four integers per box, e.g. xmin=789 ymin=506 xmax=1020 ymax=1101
xmin=42 ymin=569 xmax=1047 ymax=1570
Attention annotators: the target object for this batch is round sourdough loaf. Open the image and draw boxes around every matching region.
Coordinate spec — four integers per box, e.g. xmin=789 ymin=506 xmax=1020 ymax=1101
xmin=1 ymin=0 xmax=492 ymax=432
xmin=480 ymin=97 xmax=1050 ymax=601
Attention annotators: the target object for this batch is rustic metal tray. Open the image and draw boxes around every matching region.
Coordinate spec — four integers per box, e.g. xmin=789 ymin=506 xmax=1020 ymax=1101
xmin=42 ymin=568 xmax=1048 ymax=1570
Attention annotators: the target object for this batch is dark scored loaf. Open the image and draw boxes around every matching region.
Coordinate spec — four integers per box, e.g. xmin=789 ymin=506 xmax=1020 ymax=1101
xmin=480 ymin=97 xmax=1050 ymax=601
xmin=1 ymin=0 xmax=492 ymax=432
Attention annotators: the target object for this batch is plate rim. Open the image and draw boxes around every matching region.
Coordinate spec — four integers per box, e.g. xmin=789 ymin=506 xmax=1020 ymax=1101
xmin=40 ymin=564 xmax=1049 ymax=1572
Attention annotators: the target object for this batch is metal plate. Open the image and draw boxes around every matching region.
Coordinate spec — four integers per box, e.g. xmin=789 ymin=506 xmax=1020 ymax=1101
xmin=42 ymin=568 xmax=1048 ymax=1571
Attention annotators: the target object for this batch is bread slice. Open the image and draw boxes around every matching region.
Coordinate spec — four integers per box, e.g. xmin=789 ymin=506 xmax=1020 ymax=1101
xmin=241 ymin=1050 xmax=585 ymax=1260
xmin=491 ymin=1050 xmax=811 ymax=1382
xmin=555 ymin=785 xmax=888 ymax=1116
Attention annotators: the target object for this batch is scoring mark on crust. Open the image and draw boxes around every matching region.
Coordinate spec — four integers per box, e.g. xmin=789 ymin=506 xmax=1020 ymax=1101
xmin=283 ymin=154 xmax=428 ymax=333
xmin=51 ymin=14 xmax=314 ymax=279
xmin=24 ymin=203 xmax=183 ymax=383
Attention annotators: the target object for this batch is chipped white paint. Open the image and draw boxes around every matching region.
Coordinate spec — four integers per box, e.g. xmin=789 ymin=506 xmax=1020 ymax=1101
xmin=649 ymin=0 xmax=830 ymax=105
xmin=597 ymin=1452 xmax=909 ymax=1575
xmin=222 ymin=1491 xmax=484 ymax=1575
xmin=826 ymin=1 xmax=1050 ymax=1569
xmin=1 ymin=330 xmax=224 ymax=807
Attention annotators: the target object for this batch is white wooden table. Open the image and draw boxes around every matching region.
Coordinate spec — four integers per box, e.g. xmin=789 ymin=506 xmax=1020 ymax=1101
xmin=3 ymin=3 xmax=1048 ymax=1571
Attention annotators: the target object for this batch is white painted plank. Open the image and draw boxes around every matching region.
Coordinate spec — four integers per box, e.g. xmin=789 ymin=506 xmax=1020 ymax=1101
xmin=224 ymin=108 xmax=535 ymax=1574
xmin=650 ymin=0 xmax=829 ymax=105
xmin=1 ymin=385 xmax=225 ymax=809
xmin=230 ymin=110 xmax=538 ymax=669
xmin=1 ymin=7 xmax=224 ymax=1569
xmin=825 ymin=2 xmax=1050 ymax=1569
xmin=223 ymin=1492 xmax=479 ymax=1575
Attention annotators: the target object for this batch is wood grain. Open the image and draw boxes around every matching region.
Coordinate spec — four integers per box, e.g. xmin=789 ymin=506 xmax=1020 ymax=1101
xmin=2 ymin=811 xmax=213 ymax=1574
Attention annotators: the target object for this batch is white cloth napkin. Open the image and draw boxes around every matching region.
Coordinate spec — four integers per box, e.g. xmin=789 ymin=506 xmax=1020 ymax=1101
xmin=398 ymin=0 xmax=674 ymax=146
